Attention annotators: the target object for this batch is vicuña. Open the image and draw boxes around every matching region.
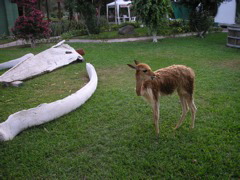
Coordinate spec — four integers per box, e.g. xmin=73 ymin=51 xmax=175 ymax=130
xmin=127 ymin=60 xmax=197 ymax=135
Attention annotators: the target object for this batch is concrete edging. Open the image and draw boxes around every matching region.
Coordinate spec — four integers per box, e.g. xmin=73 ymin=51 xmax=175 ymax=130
xmin=68 ymin=33 xmax=198 ymax=43
xmin=0 ymin=33 xmax=198 ymax=48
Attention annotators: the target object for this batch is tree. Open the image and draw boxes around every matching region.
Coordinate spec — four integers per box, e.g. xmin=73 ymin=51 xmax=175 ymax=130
xmin=179 ymin=0 xmax=226 ymax=38
xmin=64 ymin=0 xmax=76 ymax=21
xmin=63 ymin=0 xmax=100 ymax=35
xmin=77 ymin=0 xmax=101 ymax=34
xmin=133 ymin=0 xmax=172 ymax=42
xmin=64 ymin=0 xmax=112 ymax=34
xmin=12 ymin=0 xmax=51 ymax=47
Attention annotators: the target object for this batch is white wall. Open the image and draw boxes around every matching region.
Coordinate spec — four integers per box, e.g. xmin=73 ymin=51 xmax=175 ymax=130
xmin=215 ymin=0 xmax=236 ymax=25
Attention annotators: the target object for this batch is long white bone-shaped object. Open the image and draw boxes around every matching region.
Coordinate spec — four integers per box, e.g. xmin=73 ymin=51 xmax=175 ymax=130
xmin=0 ymin=63 xmax=98 ymax=141
xmin=0 ymin=53 xmax=34 ymax=70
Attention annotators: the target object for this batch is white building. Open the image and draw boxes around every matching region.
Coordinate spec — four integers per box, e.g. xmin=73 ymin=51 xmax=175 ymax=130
xmin=214 ymin=0 xmax=237 ymax=25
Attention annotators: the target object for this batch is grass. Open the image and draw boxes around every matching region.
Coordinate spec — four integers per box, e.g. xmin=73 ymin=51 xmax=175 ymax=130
xmin=0 ymin=39 xmax=15 ymax=45
xmin=0 ymin=33 xmax=239 ymax=179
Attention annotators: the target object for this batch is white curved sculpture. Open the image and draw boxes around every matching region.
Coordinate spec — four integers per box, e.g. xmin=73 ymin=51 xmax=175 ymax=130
xmin=0 ymin=40 xmax=84 ymax=84
xmin=0 ymin=63 xmax=98 ymax=141
xmin=0 ymin=53 xmax=34 ymax=70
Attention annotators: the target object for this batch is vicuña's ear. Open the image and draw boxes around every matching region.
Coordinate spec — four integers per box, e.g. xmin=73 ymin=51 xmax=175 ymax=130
xmin=127 ymin=64 xmax=137 ymax=70
xmin=134 ymin=60 xmax=140 ymax=65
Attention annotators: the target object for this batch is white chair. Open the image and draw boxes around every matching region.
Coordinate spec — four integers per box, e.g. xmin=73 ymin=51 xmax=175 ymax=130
xmin=130 ymin=16 xmax=136 ymax=22
xmin=123 ymin=15 xmax=129 ymax=23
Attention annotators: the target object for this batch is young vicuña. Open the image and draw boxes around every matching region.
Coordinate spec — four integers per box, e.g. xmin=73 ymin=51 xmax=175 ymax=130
xmin=127 ymin=60 xmax=197 ymax=135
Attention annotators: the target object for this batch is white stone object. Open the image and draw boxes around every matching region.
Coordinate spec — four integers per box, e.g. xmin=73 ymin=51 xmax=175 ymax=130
xmin=0 ymin=63 xmax=98 ymax=141
xmin=0 ymin=53 xmax=34 ymax=70
xmin=10 ymin=81 xmax=23 ymax=87
xmin=0 ymin=40 xmax=84 ymax=83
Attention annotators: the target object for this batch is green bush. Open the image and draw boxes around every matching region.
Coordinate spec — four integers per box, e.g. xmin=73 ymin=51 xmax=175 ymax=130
xmin=157 ymin=19 xmax=191 ymax=35
xmin=0 ymin=33 xmax=9 ymax=40
xmin=49 ymin=20 xmax=85 ymax=37
xmin=99 ymin=16 xmax=111 ymax=32
xmin=189 ymin=9 xmax=214 ymax=37
xmin=98 ymin=16 xmax=142 ymax=33
xmin=86 ymin=16 xmax=100 ymax=34
xmin=119 ymin=22 xmax=141 ymax=28
xmin=169 ymin=19 xmax=190 ymax=33
xmin=61 ymin=29 xmax=87 ymax=40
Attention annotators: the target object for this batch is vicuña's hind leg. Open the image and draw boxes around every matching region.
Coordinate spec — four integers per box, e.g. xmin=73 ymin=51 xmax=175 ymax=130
xmin=186 ymin=97 xmax=197 ymax=128
xmin=175 ymin=95 xmax=188 ymax=129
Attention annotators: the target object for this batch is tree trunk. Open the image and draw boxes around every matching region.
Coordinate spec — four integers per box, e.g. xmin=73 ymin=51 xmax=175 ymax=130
xmin=22 ymin=6 xmax=25 ymax=15
xmin=46 ymin=0 xmax=50 ymax=21
xmin=69 ymin=8 xmax=73 ymax=21
xmin=30 ymin=39 xmax=36 ymax=48
xmin=96 ymin=4 xmax=101 ymax=26
xmin=57 ymin=1 xmax=62 ymax=20
xmin=152 ymin=32 xmax=158 ymax=42
xmin=80 ymin=13 xmax=91 ymax=36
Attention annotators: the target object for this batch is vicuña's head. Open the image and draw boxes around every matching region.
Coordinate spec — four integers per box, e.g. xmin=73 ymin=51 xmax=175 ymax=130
xmin=127 ymin=60 xmax=155 ymax=81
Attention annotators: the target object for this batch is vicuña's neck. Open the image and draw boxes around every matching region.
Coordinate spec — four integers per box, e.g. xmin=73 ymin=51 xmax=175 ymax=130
xmin=136 ymin=78 xmax=143 ymax=96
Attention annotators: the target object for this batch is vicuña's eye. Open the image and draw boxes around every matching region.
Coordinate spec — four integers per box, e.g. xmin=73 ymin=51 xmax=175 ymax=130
xmin=143 ymin=70 xmax=147 ymax=73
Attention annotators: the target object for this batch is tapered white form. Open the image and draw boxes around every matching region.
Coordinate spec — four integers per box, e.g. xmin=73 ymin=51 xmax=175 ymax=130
xmin=0 ymin=40 xmax=84 ymax=83
xmin=0 ymin=63 xmax=98 ymax=141
xmin=0 ymin=53 xmax=34 ymax=70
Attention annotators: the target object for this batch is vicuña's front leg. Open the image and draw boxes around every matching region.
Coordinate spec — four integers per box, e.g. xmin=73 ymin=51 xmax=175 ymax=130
xmin=152 ymin=101 xmax=160 ymax=135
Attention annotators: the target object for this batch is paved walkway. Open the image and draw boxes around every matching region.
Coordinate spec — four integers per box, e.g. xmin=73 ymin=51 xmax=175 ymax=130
xmin=0 ymin=40 xmax=28 ymax=49
xmin=69 ymin=32 xmax=197 ymax=43
xmin=0 ymin=32 xmax=198 ymax=49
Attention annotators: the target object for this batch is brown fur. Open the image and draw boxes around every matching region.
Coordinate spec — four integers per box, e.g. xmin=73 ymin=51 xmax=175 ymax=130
xmin=127 ymin=61 xmax=197 ymax=135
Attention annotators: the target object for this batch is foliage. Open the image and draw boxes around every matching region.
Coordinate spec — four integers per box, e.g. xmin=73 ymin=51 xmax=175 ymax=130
xmin=178 ymin=0 xmax=226 ymax=15
xmin=133 ymin=0 xmax=172 ymax=42
xmin=189 ymin=8 xmax=214 ymax=37
xmin=98 ymin=16 xmax=112 ymax=32
xmin=64 ymin=0 xmax=100 ymax=35
xmin=49 ymin=20 xmax=86 ymax=37
xmin=63 ymin=0 xmax=76 ymax=20
xmin=65 ymin=19 xmax=193 ymax=39
xmin=157 ymin=19 xmax=191 ymax=35
xmin=0 ymin=33 xmax=9 ymax=40
xmin=64 ymin=0 xmax=114 ymax=35
xmin=119 ymin=22 xmax=141 ymax=29
xmin=0 ymin=33 xmax=239 ymax=179
xmin=85 ymin=16 xmax=100 ymax=35
xmin=12 ymin=0 xmax=37 ymax=8
xmin=179 ymin=0 xmax=226 ymax=37
xmin=61 ymin=29 xmax=87 ymax=40
xmin=103 ymin=22 xmax=141 ymax=32
xmin=0 ymin=34 xmax=15 ymax=45
xmin=11 ymin=0 xmax=50 ymax=47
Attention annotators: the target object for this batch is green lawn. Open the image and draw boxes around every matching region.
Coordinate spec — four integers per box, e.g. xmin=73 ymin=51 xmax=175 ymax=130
xmin=0 ymin=39 xmax=15 ymax=45
xmin=0 ymin=33 xmax=239 ymax=179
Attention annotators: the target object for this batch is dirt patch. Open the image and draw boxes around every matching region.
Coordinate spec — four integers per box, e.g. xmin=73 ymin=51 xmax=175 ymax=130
xmin=96 ymin=65 xmax=134 ymax=87
xmin=210 ymin=60 xmax=240 ymax=71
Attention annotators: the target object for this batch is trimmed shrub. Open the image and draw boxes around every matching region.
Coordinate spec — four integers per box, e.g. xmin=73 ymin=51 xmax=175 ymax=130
xmin=11 ymin=0 xmax=50 ymax=47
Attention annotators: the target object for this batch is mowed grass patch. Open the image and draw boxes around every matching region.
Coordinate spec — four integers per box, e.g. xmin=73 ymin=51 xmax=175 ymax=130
xmin=0 ymin=33 xmax=239 ymax=179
